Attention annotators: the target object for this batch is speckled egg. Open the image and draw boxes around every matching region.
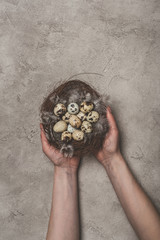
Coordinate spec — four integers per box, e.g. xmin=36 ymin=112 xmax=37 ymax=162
xmin=67 ymin=102 xmax=79 ymax=114
xmin=77 ymin=111 xmax=86 ymax=121
xmin=67 ymin=124 xmax=76 ymax=133
xmin=80 ymin=101 xmax=94 ymax=113
xmin=86 ymin=111 xmax=99 ymax=123
xmin=72 ymin=130 xmax=84 ymax=141
xmin=69 ymin=115 xmax=81 ymax=128
xmin=61 ymin=131 xmax=72 ymax=142
xmin=54 ymin=103 xmax=66 ymax=116
xmin=62 ymin=112 xmax=71 ymax=123
xmin=81 ymin=121 xmax=92 ymax=133
xmin=53 ymin=120 xmax=67 ymax=132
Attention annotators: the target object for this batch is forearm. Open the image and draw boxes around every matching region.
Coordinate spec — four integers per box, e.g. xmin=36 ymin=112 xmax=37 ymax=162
xmin=104 ymin=153 xmax=160 ymax=240
xmin=46 ymin=166 xmax=80 ymax=240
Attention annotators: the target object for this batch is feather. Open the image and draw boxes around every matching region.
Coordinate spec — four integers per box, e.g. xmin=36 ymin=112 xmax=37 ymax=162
xmin=94 ymin=115 xmax=108 ymax=133
xmin=68 ymin=90 xmax=81 ymax=103
xmin=61 ymin=99 xmax=67 ymax=104
xmin=60 ymin=144 xmax=74 ymax=158
xmin=41 ymin=110 xmax=59 ymax=123
xmin=101 ymin=94 xmax=111 ymax=106
xmin=84 ymin=92 xmax=92 ymax=102
xmin=49 ymin=94 xmax=60 ymax=104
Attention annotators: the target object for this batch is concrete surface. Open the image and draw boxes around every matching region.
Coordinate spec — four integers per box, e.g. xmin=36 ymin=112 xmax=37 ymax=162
xmin=0 ymin=0 xmax=160 ymax=239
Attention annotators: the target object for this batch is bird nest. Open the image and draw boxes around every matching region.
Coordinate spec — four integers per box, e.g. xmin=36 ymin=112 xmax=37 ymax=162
xmin=40 ymin=79 xmax=109 ymax=158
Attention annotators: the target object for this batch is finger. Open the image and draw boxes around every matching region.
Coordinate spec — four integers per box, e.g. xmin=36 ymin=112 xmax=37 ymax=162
xmin=40 ymin=124 xmax=50 ymax=151
xmin=106 ymin=106 xmax=118 ymax=131
xmin=40 ymin=123 xmax=44 ymax=132
xmin=40 ymin=124 xmax=59 ymax=153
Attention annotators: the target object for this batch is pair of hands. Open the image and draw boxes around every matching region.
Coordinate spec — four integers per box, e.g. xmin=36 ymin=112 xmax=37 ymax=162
xmin=40 ymin=106 xmax=120 ymax=170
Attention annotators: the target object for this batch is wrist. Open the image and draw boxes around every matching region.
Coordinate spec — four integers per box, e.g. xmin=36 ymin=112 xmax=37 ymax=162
xmin=54 ymin=165 xmax=78 ymax=176
xmin=103 ymin=151 xmax=125 ymax=173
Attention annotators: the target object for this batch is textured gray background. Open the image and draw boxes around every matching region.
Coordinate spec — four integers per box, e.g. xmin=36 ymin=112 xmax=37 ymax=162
xmin=0 ymin=0 xmax=160 ymax=239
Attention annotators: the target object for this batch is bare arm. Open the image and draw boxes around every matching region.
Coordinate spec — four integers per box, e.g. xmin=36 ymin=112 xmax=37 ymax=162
xmin=94 ymin=107 xmax=160 ymax=240
xmin=47 ymin=167 xmax=79 ymax=240
xmin=40 ymin=124 xmax=80 ymax=240
xmin=104 ymin=153 xmax=160 ymax=240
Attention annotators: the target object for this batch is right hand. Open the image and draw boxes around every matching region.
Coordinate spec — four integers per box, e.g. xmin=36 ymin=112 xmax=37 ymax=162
xmin=94 ymin=106 xmax=121 ymax=167
xmin=40 ymin=123 xmax=80 ymax=171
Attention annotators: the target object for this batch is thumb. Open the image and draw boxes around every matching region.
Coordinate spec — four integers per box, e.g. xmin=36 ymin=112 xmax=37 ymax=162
xmin=106 ymin=106 xmax=118 ymax=131
xmin=40 ymin=123 xmax=51 ymax=151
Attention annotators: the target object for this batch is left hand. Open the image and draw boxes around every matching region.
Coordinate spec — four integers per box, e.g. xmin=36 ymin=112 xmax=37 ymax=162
xmin=40 ymin=123 xmax=80 ymax=170
xmin=94 ymin=106 xmax=121 ymax=167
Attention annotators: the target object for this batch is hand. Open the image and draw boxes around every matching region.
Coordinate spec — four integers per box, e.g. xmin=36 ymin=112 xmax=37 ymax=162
xmin=94 ymin=106 xmax=121 ymax=167
xmin=40 ymin=123 xmax=80 ymax=170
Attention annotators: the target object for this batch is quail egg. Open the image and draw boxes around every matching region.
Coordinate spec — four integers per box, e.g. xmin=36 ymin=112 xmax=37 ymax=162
xmin=54 ymin=103 xmax=66 ymax=116
xmin=61 ymin=131 xmax=72 ymax=142
xmin=67 ymin=124 xmax=76 ymax=133
xmin=62 ymin=112 xmax=71 ymax=123
xmin=67 ymin=102 xmax=79 ymax=114
xmin=69 ymin=115 xmax=81 ymax=128
xmin=53 ymin=120 xmax=67 ymax=132
xmin=72 ymin=130 xmax=84 ymax=141
xmin=86 ymin=111 xmax=99 ymax=123
xmin=77 ymin=111 xmax=86 ymax=121
xmin=80 ymin=101 xmax=94 ymax=113
xmin=81 ymin=120 xmax=92 ymax=133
